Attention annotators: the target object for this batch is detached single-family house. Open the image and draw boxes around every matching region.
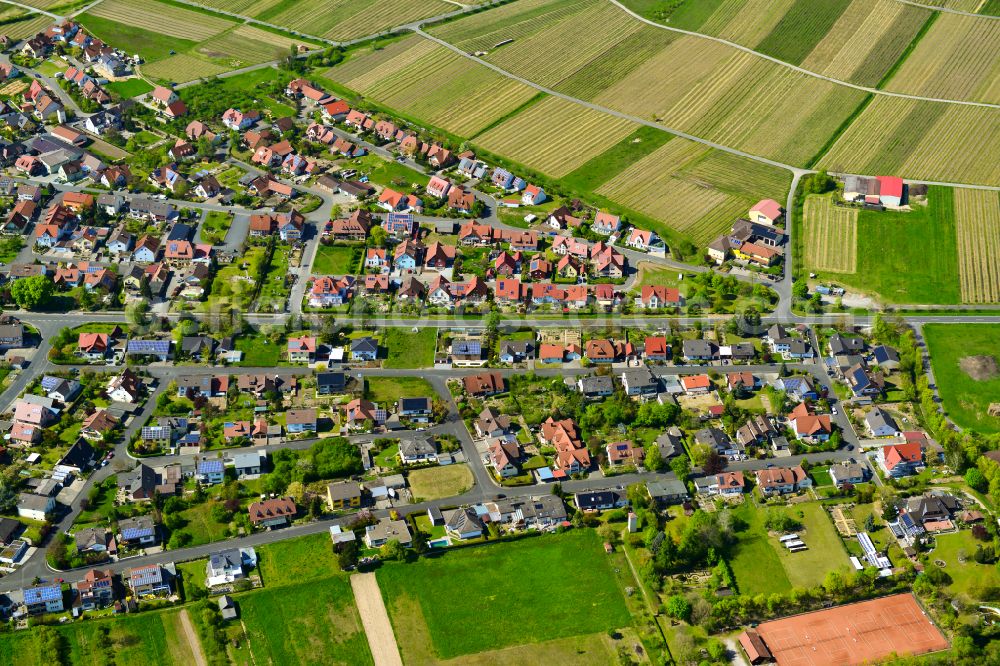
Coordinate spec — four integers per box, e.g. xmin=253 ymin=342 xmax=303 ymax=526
xmin=878 ymin=442 xmax=922 ymax=478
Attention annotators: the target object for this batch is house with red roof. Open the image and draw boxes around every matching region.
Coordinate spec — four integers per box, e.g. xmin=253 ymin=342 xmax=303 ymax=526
xmin=287 ymin=336 xmax=316 ymax=363
xmin=680 ymin=374 xmax=711 ymax=394
xmin=78 ymin=332 xmax=109 ymax=360
xmin=748 ymin=199 xmax=783 ymax=225
xmin=639 ymin=285 xmax=682 ymax=309
xmin=521 ymin=184 xmax=546 ymax=205
xmin=878 ymin=441 xmax=922 ymax=477
xmin=644 ymin=336 xmax=669 ymax=361
xmin=789 ymin=401 xmax=832 ymax=443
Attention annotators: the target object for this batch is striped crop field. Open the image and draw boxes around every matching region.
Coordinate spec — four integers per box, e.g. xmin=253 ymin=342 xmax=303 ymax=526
xmin=143 ymin=53 xmax=230 ymax=83
xmin=885 ymin=13 xmax=1000 ymax=104
xmin=596 ymin=139 xmax=790 ymax=246
xmin=817 ymin=96 xmax=1000 ymax=186
xmin=480 ymin=1 xmax=645 ymax=88
xmin=472 ymin=97 xmax=638 ymax=178
xmin=257 ymin=0 xmax=454 ymax=41
xmin=626 ymin=0 xmax=929 ymax=87
xmin=0 ymin=14 xmax=50 ymax=39
xmin=591 ymin=42 xmax=868 ymax=165
xmin=428 ymin=0 xmax=591 ymax=53
xmin=194 ymin=25 xmax=303 ymax=66
xmin=955 ymin=188 xmax=1000 ymax=303
xmin=185 ymin=0 xmax=283 ymax=15
xmin=798 ymin=0 xmax=932 ymax=87
xmin=914 ymin=0 xmax=982 ymax=10
xmin=87 ymin=0 xmax=235 ymax=41
xmin=802 ymin=194 xmax=858 ymax=274
xmin=323 ymin=36 xmax=538 ymax=137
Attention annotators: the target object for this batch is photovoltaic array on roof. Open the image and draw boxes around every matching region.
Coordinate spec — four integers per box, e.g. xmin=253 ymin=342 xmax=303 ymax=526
xmin=121 ymin=525 xmax=154 ymax=540
xmin=24 ymin=585 xmax=61 ymax=603
xmin=129 ymin=566 xmax=162 ymax=586
xmin=127 ymin=339 xmax=170 ymax=354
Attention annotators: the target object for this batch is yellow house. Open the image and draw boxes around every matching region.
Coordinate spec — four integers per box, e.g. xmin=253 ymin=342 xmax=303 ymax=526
xmin=327 ymin=481 xmax=362 ymax=510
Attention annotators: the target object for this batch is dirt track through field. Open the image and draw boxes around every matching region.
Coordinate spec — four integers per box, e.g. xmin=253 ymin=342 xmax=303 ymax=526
xmin=179 ymin=609 xmax=208 ymax=666
xmin=351 ymin=572 xmax=403 ymax=666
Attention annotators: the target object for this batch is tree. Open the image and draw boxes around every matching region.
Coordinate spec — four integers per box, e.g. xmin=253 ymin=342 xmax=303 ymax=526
xmin=965 ymin=467 xmax=988 ymax=492
xmin=368 ymin=225 xmax=387 ymax=248
xmin=10 ymin=275 xmax=53 ymax=310
xmin=670 ymin=455 xmax=691 ymax=481
xmin=792 ymin=279 xmax=808 ymax=300
xmin=380 ymin=539 xmax=406 ymax=561
xmin=644 ymin=443 xmax=664 ymax=472
xmin=336 ymin=540 xmax=359 ymax=570
xmin=665 ymin=595 xmax=692 ymax=623
xmin=702 ymin=449 xmax=727 ymax=475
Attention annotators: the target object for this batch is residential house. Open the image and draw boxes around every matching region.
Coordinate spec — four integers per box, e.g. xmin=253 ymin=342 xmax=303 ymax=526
xmin=23 ymin=584 xmax=64 ymax=615
xmin=399 ymin=438 xmax=437 ymax=465
xmin=866 ymin=407 xmax=899 ymax=438
xmin=830 ymin=462 xmax=867 ymax=487
xmin=755 ymin=465 xmax=811 ymax=496
xmin=878 ymin=442 xmax=922 ymax=478
xmin=462 ymin=371 xmax=505 ymax=397
xmin=574 ymin=488 xmax=627 ymax=512
xmin=682 ymin=339 xmax=718 ymax=361
xmin=248 ymin=497 xmax=296 ymax=529
xmin=364 ymin=518 xmax=412 ymax=548
xmin=127 ymin=565 xmax=171 ymax=598
xmin=287 ymin=336 xmax=316 ymax=363
xmin=606 ymin=440 xmax=645 ymax=468
xmin=327 ymin=481 xmax=362 ymax=510
xmin=788 ymin=402 xmax=832 ymax=443
xmin=205 ymin=547 xmax=256 ymax=587
xmin=286 ymin=409 xmax=317 ymax=434
xmin=445 ymin=507 xmax=483 ymax=540
xmin=621 ymin=366 xmax=658 ymax=396
xmin=488 ymin=439 xmax=521 ymax=478
xmin=578 ymin=374 xmax=614 ymax=399
xmin=118 ymin=515 xmax=158 ymax=547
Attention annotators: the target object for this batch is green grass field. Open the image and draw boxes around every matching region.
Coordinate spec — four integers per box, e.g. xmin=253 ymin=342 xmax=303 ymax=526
xmin=377 ymin=530 xmax=631 ymax=660
xmin=235 ymin=333 xmax=282 ymax=366
xmin=930 ymin=530 xmax=1000 ymax=600
xmin=801 ymin=187 xmax=959 ymax=304
xmin=176 ymin=500 xmax=230 ymax=546
xmin=0 ymin=608 xmax=199 ymax=666
xmin=729 ymin=503 xmax=792 ymax=596
xmin=382 ymin=328 xmax=437 ymax=369
xmin=755 ymin=0 xmax=852 ymax=64
xmin=104 ymin=78 xmax=154 ymax=98
xmin=79 ymin=12 xmax=198 ymax=62
xmin=924 ymin=324 xmax=1000 ymax=433
xmin=256 ymin=532 xmax=337 ymax=587
xmin=200 ymin=211 xmax=232 ymax=244
xmin=365 ymin=376 xmax=435 ymax=405
xmin=766 ymin=502 xmax=852 ymax=588
xmin=407 ymin=464 xmax=474 ymax=501
xmin=312 ymin=243 xmax=361 ymax=275
xmin=238 ymin=575 xmax=373 ymax=666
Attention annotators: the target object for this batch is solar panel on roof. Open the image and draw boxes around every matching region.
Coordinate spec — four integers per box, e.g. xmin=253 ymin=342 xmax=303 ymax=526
xmin=25 ymin=585 xmax=61 ymax=603
xmin=121 ymin=526 xmax=154 ymax=540
xmin=128 ymin=340 xmax=170 ymax=354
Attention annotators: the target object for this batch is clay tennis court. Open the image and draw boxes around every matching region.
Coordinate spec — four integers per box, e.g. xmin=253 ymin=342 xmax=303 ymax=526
xmin=753 ymin=594 xmax=948 ymax=666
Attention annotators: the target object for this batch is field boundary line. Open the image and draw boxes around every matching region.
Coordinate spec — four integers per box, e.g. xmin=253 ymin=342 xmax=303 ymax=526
xmin=351 ymin=572 xmax=404 ymax=666
xmin=178 ymin=609 xmax=208 ymax=666
xmin=0 ymin=0 xmax=60 ymax=19
xmin=604 ymin=0 xmax=1000 ymax=108
xmin=894 ymin=0 xmax=1000 ymax=18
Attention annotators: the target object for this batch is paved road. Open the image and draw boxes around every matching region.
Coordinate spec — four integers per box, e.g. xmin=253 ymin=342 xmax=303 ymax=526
xmin=606 ymin=0 xmax=1000 ymax=109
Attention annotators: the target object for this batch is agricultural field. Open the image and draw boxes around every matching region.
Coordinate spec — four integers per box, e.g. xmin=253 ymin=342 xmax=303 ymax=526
xmin=323 ymin=36 xmax=538 ymax=137
xmin=192 ymin=24 xmax=305 ymax=65
xmin=955 ymin=189 xmax=1000 ymax=304
xmin=0 ymin=14 xmax=50 ymax=39
xmin=255 ymin=0 xmax=454 ymax=41
xmin=472 ymin=96 xmax=638 ymax=178
xmin=885 ymin=13 xmax=1000 ymax=104
xmin=407 ymin=464 xmax=474 ymax=501
xmin=104 ymin=77 xmax=154 ymax=98
xmin=596 ymin=138 xmax=791 ymax=246
xmin=185 ymin=0 xmax=283 ymax=14
xmin=624 ymin=0 xmax=929 ymax=85
xmin=924 ymin=324 xmax=1000 ymax=433
xmin=78 ymin=12 xmax=198 ymax=62
xmin=428 ymin=0 xmax=592 ymax=53
xmin=376 ymin=530 xmax=632 ymax=660
xmin=800 ymin=186 xmax=960 ymax=304
xmin=256 ymin=532 xmax=338 ymax=587
xmin=85 ymin=0 xmax=235 ymax=42
xmin=239 ymin=575 xmax=373 ymax=665
xmin=817 ymin=96 xmax=1000 ymax=186
xmin=802 ymin=194 xmax=858 ymax=274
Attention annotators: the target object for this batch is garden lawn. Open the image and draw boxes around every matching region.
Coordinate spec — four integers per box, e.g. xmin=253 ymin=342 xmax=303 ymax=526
xmin=924 ymin=324 xmax=1000 ymax=433
xmin=766 ymin=501 xmax=852 ymax=588
xmin=382 ymin=327 xmax=436 ymax=368
xmin=729 ymin=503 xmax=792 ymax=596
xmin=365 ymin=376 xmax=434 ymax=405
xmin=177 ymin=558 xmax=208 ymax=592
xmin=0 ymin=236 xmax=23 ymax=262
xmin=235 ymin=333 xmax=282 ymax=366
xmin=238 ymin=575 xmax=372 ymax=666
xmin=351 ymin=153 xmax=429 ymax=189
xmin=931 ymin=530 xmax=1000 ymax=600
xmin=312 ymin=243 xmax=362 ymax=275
xmin=373 ymin=442 xmax=398 ymax=468
xmin=200 ymin=211 xmax=232 ymax=244
xmin=105 ymin=77 xmax=154 ymax=98
xmin=256 ymin=532 xmax=337 ymax=587
xmin=177 ymin=501 xmax=230 ymax=546
xmin=810 ymin=467 xmax=833 ymax=486
xmin=407 ymin=464 xmax=473 ymax=501
xmin=377 ymin=529 xmax=631 ymax=660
